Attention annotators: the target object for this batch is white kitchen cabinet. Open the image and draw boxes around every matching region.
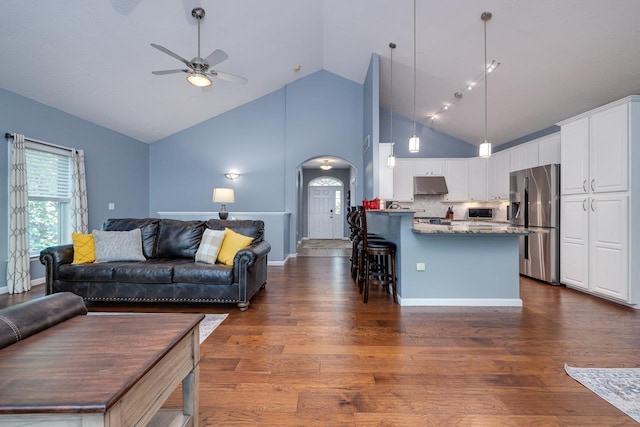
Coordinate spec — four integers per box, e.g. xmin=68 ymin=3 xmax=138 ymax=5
xmin=413 ymin=159 xmax=444 ymax=176
xmin=377 ymin=143 xmax=394 ymax=199
xmin=589 ymin=194 xmax=629 ymax=300
xmin=560 ymin=117 xmax=589 ymax=195
xmin=392 ymin=158 xmax=414 ymax=202
xmin=589 ymin=103 xmax=629 ymax=193
xmin=467 ymin=157 xmax=487 ymax=201
xmin=558 ymin=95 xmax=639 ymax=305
xmin=443 ymin=159 xmax=468 ymax=202
xmin=487 ymin=150 xmax=510 ymax=200
xmin=509 ymin=140 xmax=539 ymax=172
xmin=538 ymin=133 xmax=561 ymax=166
xmin=560 ymin=195 xmax=589 ymax=290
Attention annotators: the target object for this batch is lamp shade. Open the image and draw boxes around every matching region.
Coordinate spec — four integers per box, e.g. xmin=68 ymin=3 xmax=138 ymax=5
xmin=213 ymin=188 xmax=235 ymax=203
xmin=479 ymin=140 xmax=492 ymax=158
xmin=187 ymin=73 xmax=211 ymax=87
xmin=409 ymin=135 xmax=420 ymax=153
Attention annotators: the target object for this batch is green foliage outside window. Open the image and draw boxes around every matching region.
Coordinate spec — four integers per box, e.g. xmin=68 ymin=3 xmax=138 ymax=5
xmin=28 ymin=200 xmax=62 ymax=254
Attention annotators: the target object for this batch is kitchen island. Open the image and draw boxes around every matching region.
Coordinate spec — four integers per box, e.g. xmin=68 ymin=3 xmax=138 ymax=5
xmin=366 ymin=210 xmax=529 ymax=307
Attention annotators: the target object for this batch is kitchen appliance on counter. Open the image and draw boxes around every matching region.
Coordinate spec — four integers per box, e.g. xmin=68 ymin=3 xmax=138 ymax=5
xmin=468 ymin=208 xmax=493 ymax=220
xmin=509 ymin=164 xmax=560 ymax=284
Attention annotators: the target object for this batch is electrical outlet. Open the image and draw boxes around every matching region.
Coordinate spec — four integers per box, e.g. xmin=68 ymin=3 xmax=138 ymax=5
xmin=108 ymin=203 xmax=115 ymax=210
xmin=416 ymin=262 xmax=426 ymax=271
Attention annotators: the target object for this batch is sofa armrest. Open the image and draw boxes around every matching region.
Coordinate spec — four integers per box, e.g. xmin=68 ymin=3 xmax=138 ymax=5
xmin=40 ymin=244 xmax=74 ymax=294
xmin=233 ymin=241 xmax=271 ymax=277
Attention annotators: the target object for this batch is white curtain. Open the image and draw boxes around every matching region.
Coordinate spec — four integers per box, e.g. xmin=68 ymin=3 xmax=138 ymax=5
xmin=7 ymin=133 xmax=31 ymax=294
xmin=71 ymin=149 xmax=88 ymax=233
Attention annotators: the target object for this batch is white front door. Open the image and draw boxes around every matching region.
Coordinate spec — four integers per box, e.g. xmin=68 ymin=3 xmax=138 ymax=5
xmin=309 ymin=186 xmax=343 ymax=238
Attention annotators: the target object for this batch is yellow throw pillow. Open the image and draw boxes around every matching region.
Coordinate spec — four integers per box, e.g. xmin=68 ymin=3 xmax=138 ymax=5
xmin=72 ymin=233 xmax=96 ymax=264
xmin=217 ymin=228 xmax=253 ymax=266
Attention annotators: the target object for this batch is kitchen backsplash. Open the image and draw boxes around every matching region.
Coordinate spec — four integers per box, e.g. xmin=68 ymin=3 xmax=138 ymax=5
xmin=392 ymin=196 xmax=509 ymax=221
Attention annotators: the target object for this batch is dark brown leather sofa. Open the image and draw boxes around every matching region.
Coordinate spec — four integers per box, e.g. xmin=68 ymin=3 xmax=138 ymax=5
xmin=40 ymin=218 xmax=270 ymax=311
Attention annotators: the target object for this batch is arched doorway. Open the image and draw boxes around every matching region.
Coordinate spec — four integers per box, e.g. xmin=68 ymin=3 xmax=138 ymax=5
xmin=308 ymin=176 xmax=344 ymax=238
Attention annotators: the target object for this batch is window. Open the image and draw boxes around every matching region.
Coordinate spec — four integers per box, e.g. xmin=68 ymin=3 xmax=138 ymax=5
xmin=25 ymin=142 xmax=72 ymax=256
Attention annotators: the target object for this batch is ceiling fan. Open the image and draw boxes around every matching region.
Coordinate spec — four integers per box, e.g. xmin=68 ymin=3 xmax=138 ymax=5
xmin=151 ymin=7 xmax=247 ymax=88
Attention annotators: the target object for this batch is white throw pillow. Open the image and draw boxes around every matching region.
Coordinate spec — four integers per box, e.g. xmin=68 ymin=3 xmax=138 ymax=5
xmin=195 ymin=229 xmax=226 ymax=264
xmin=92 ymin=229 xmax=146 ymax=262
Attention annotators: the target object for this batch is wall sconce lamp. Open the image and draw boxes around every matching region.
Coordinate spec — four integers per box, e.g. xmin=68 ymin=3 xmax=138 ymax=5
xmin=213 ymin=188 xmax=235 ymax=219
xmin=225 ymin=171 xmax=240 ymax=180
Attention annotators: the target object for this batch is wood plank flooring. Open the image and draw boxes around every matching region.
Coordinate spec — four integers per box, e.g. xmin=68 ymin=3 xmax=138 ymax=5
xmin=3 ymin=257 xmax=640 ymax=425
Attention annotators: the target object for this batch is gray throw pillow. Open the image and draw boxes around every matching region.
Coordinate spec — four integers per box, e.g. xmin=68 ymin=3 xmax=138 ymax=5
xmin=93 ymin=229 xmax=146 ymax=262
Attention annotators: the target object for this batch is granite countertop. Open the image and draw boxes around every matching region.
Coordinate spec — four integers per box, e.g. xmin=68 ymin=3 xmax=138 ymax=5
xmin=412 ymin=221 xmax=531 ymax=235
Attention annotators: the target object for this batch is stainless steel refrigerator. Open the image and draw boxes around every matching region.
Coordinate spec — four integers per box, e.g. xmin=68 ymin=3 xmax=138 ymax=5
xmin=509 ymin=164 xmax=560 ymax=284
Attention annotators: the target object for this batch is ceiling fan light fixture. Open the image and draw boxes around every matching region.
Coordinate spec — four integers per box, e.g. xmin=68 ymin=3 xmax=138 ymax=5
xmin=187 ymin=73 xmax=211 ymax=87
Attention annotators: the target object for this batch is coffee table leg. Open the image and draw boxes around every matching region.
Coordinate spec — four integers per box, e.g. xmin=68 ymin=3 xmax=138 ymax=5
xmin=182 ymin=366 xmax=200 ymax=427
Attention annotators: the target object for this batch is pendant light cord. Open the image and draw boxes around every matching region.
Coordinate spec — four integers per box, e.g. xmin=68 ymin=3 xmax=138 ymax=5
xmin=390 ymin=43 xmax=394 ymax=154
xmin=484 ymin=16 xmax=488 ymax=142
xmin=412 ymin=0 xmax=417 ymax=136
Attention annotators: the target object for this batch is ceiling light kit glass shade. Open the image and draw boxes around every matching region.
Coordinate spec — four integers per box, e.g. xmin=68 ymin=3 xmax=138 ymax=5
xmin=479 ymin=11 xmax=493 ymax=158
xmin=187 ymin=73 xmax=212 ymax=87
xmin=409 ymin=0 xmax=419 ymax=154
xmin=224 ymin=171 xmax=240 ymax=180
xmin=320 ymin=160 xmax=332 ymax=170
xmin=387 ymin=42 xmax=396 ymax=168
xmin=213 ymin=188 xmax=235 ymax=219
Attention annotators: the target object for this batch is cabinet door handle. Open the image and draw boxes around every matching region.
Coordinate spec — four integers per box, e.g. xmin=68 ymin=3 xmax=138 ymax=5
xmin=590 ymin=199 xmax=596 ymax=212
xmin=582 ymin=199 xmax=587 ymax=211
xmin=583 ymin=180 xmax=588 ymax=193
xmin=590 ymin=179 xmax=595 ymax=192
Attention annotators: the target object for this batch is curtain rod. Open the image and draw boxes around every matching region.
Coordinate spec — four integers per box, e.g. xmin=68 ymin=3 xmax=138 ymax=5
xmin=5 ymin=132 xmax=74 ymax=152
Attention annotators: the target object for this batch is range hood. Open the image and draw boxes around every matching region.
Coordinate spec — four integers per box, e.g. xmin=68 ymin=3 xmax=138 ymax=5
xmin=414 ymin=176 xmax=448 ymax=195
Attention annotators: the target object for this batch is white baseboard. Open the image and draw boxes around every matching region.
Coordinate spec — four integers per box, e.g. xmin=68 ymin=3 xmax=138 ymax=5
xmin=268 ymin=254 xmax=293 ymax=267
xmin=399 ymin=297 xmax=523 ymax=307
xmin=0 ymin=278 xmax=46 ymax=295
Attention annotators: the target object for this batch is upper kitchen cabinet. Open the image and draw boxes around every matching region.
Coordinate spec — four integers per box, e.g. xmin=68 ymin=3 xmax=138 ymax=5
xmin=392 ymin=158 xmax=414 ymax=202
xmin=560 ymin=102 xmax=629 ymax=195
xmin=509 ymin=140 xmax=539 ymax=172
xmin=487 ymin=150 xmax=510 ymax=200
xmin=377 ymin=143 xmax=394 ymax=199
xmin=413 ymin=159 xmax=444 ymax=176
xmin=467 ymin=157 xmax=488 ymax=201
xmin=538 ymin=133 xmax=561 ymax=166
xmin=443 ymin=159 xmax=468 ymax=202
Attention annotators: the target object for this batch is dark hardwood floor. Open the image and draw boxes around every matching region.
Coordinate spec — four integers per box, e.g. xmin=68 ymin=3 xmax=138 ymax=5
xmin=3 ymin=257 xmax=640 ymax=425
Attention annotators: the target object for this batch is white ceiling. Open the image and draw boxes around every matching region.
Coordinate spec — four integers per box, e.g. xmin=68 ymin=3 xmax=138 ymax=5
xmin=1 ymin=0 xmax=640 ymax=146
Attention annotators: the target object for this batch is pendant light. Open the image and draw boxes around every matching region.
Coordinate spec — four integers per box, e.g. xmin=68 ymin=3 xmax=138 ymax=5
xmin=408 ymin=0 xmax=419 ymax=153
xmin=478 ymin=12 xmax=493 ymax=158
xmin=387 ymin=42 xmax=396 ymax=168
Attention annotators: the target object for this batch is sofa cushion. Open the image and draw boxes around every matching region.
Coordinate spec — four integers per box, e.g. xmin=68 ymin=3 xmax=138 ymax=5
xmin=217 ymin=228 xmax=254 ymax=266
xmin=195 ymin=229 xmax=226 ymax=264
xmin=173 ymin=262 xmax=233 ymax=285
xmin=156 ymin=219 xmax=205 ymax=259
xmin=112 ymin=259 xmax=191 ymax=284
xmin=206 ymin=219 xmax=264 ymax=243
xmin=71 ymin=233 xmax=96 ymax=264
xmin=93 ymin=229 xmax=146 ymax=262
xmin=59 ymin=263 xmax=116 ymax=281
xmin=103 ymin=218 xmax=161 ymax=259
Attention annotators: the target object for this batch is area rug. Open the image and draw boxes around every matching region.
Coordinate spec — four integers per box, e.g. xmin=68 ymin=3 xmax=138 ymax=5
xmin=88 ymin=312 xmax=227 ymax=344
xmin=565 ymin=364 xmax=640 ymax=423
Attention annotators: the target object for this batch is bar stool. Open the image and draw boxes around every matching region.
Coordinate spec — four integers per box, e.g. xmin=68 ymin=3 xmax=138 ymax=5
xmin=357 ymin=208 xmax=398 ymax=304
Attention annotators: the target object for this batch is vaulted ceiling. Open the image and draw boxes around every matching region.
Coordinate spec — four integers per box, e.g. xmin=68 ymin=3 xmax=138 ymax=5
xmin=1 ymin=0 xmax=640 ymax=146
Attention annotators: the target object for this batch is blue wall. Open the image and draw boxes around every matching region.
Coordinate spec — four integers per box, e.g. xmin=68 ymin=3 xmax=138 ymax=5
xmin=380 ymin=108 xmax=478 ymax=158
xmin=495 ymin=125 xmax=560 ymax=152
xmin=363 ymin=54 xmax=380 ymax=199
xmin=0 ymin=87 xmax=149 ymax=286
xmin=150 ymin=70 xmax=364 ymax=255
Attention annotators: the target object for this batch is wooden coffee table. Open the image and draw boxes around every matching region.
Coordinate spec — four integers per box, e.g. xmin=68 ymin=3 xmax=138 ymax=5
xmin=0 ymin=312 xmax=204 ymax=427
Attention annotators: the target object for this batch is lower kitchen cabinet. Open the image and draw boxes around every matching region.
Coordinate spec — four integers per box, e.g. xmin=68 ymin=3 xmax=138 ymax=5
xmin=561 ymin=193 xmax=629 ymax=301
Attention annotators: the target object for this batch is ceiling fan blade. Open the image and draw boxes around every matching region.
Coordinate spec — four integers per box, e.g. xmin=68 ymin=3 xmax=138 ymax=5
xmin=209 ymin=70 xmax=248 ymax=85
xmin=204 ymin=49 xmax=229 ymax=67
xmin=152 ymin=69 xmax=189 ymax=75
xmin=201 ymin=85 xmax=213 ymax=92
xmin=150 ymin=43 xmax=192 ymax=68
